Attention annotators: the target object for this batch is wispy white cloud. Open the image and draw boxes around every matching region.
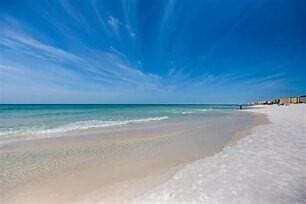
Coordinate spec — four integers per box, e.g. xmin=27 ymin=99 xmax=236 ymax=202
xmin=0 ymin=30 xmax=81 ymax=63
xmin=107 ymin=16 xmax=121 ymax=37
xmin=126 ymin=25 xmax=136 ymax=38
xmin=59 ymin=0 xmax=92 ymax=32
xmin=161 ymin=0 xmax=177 ymax=28
xmin=106 ymin=16 xmax=136 ymax=39
xmin=90 ymin=0 xmax=108 ymax=32
xmin=0 ymin=19 xmax=162 ymax=97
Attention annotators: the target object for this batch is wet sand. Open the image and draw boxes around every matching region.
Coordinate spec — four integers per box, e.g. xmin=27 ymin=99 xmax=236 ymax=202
xmin=0 ymin=111 xmax=266 ymax=203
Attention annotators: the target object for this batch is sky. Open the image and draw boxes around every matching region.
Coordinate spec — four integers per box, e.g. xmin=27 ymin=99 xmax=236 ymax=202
xmin=0 ymin=0 xmax=305 ymax=104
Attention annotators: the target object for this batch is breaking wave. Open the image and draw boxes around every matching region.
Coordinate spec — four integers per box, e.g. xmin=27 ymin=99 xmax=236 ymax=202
xmin=0 ymin=116 xmax=169 ymax=137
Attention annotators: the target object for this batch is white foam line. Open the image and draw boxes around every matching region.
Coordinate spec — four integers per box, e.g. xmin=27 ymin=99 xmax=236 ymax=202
xmin=0 ymin=116 xmax=169 ymax=137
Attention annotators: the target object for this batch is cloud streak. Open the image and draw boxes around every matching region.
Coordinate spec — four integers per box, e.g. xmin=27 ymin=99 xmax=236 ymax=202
xmin=0 ymin=17 xmax=163 ymax=104
xmin=0 ymin=0 xmax=305 ymax=103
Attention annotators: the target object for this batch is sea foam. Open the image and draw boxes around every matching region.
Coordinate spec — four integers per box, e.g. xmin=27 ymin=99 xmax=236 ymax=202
xmin=0 ymin=116 xmax=169 ymax=138
xmin=46 ymin=116 xmax=169 ymax=134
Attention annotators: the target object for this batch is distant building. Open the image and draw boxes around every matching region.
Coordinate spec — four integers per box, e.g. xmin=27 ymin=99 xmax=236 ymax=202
xmin=279 ymin=96 xmax=305 ymax=105
xmin=300 ymin=95 xmax=306 ymax=103
xmin=290 ymin=97 xmax=300 ymax=104
xmin=253 ymin=95 xmax=306 ymax=105
xmin=279 ymin=98 xmax=291 ymax=105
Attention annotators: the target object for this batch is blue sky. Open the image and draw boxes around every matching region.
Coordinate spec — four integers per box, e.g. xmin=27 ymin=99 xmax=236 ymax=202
xmin=0 ymin=0 xmax=305 ymax=104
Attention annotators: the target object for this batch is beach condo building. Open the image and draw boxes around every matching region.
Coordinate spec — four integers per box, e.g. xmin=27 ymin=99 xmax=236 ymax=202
xmin=279 ymin=96 xmax=305 ymax=105
xmin=279 ymin=98 xmax=291 ymax=105
xmin=300 ymin=95 xmax=306 ymax=103
xmin=294 ymin=97 xmax=299 ymax=103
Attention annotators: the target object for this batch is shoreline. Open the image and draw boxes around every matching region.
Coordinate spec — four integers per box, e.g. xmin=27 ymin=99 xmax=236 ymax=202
xmin=80 ymin=111 xmax=268 ymax=204
xmin=0 ymin=110 xmax=265 ymax=203
xmin=227 ymin=111 xmax=270 ymax=147
xmin=133 ymin=104 xmax=306 ymax=203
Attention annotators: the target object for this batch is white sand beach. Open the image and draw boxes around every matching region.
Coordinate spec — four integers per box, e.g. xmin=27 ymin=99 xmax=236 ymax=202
xmin=133 ymin=104 xmax=306 ymax=203
xmin=1 ymin=0 xmax=305 ymax=203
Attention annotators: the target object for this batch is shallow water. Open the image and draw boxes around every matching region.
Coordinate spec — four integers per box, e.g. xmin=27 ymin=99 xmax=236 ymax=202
xmin=0 ymin=105 xmax=257 ymax=203
xmin=0 ymin=104 xmax=240 ymax=142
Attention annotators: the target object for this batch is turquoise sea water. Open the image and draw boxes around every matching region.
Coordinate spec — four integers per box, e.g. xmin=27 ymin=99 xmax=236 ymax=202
xmin=0 ymin=104 xmax=240 ymax=139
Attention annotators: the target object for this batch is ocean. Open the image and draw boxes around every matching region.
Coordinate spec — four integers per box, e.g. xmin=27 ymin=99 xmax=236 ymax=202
xmin=0 ymin=104 xmax=241 ymax=143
